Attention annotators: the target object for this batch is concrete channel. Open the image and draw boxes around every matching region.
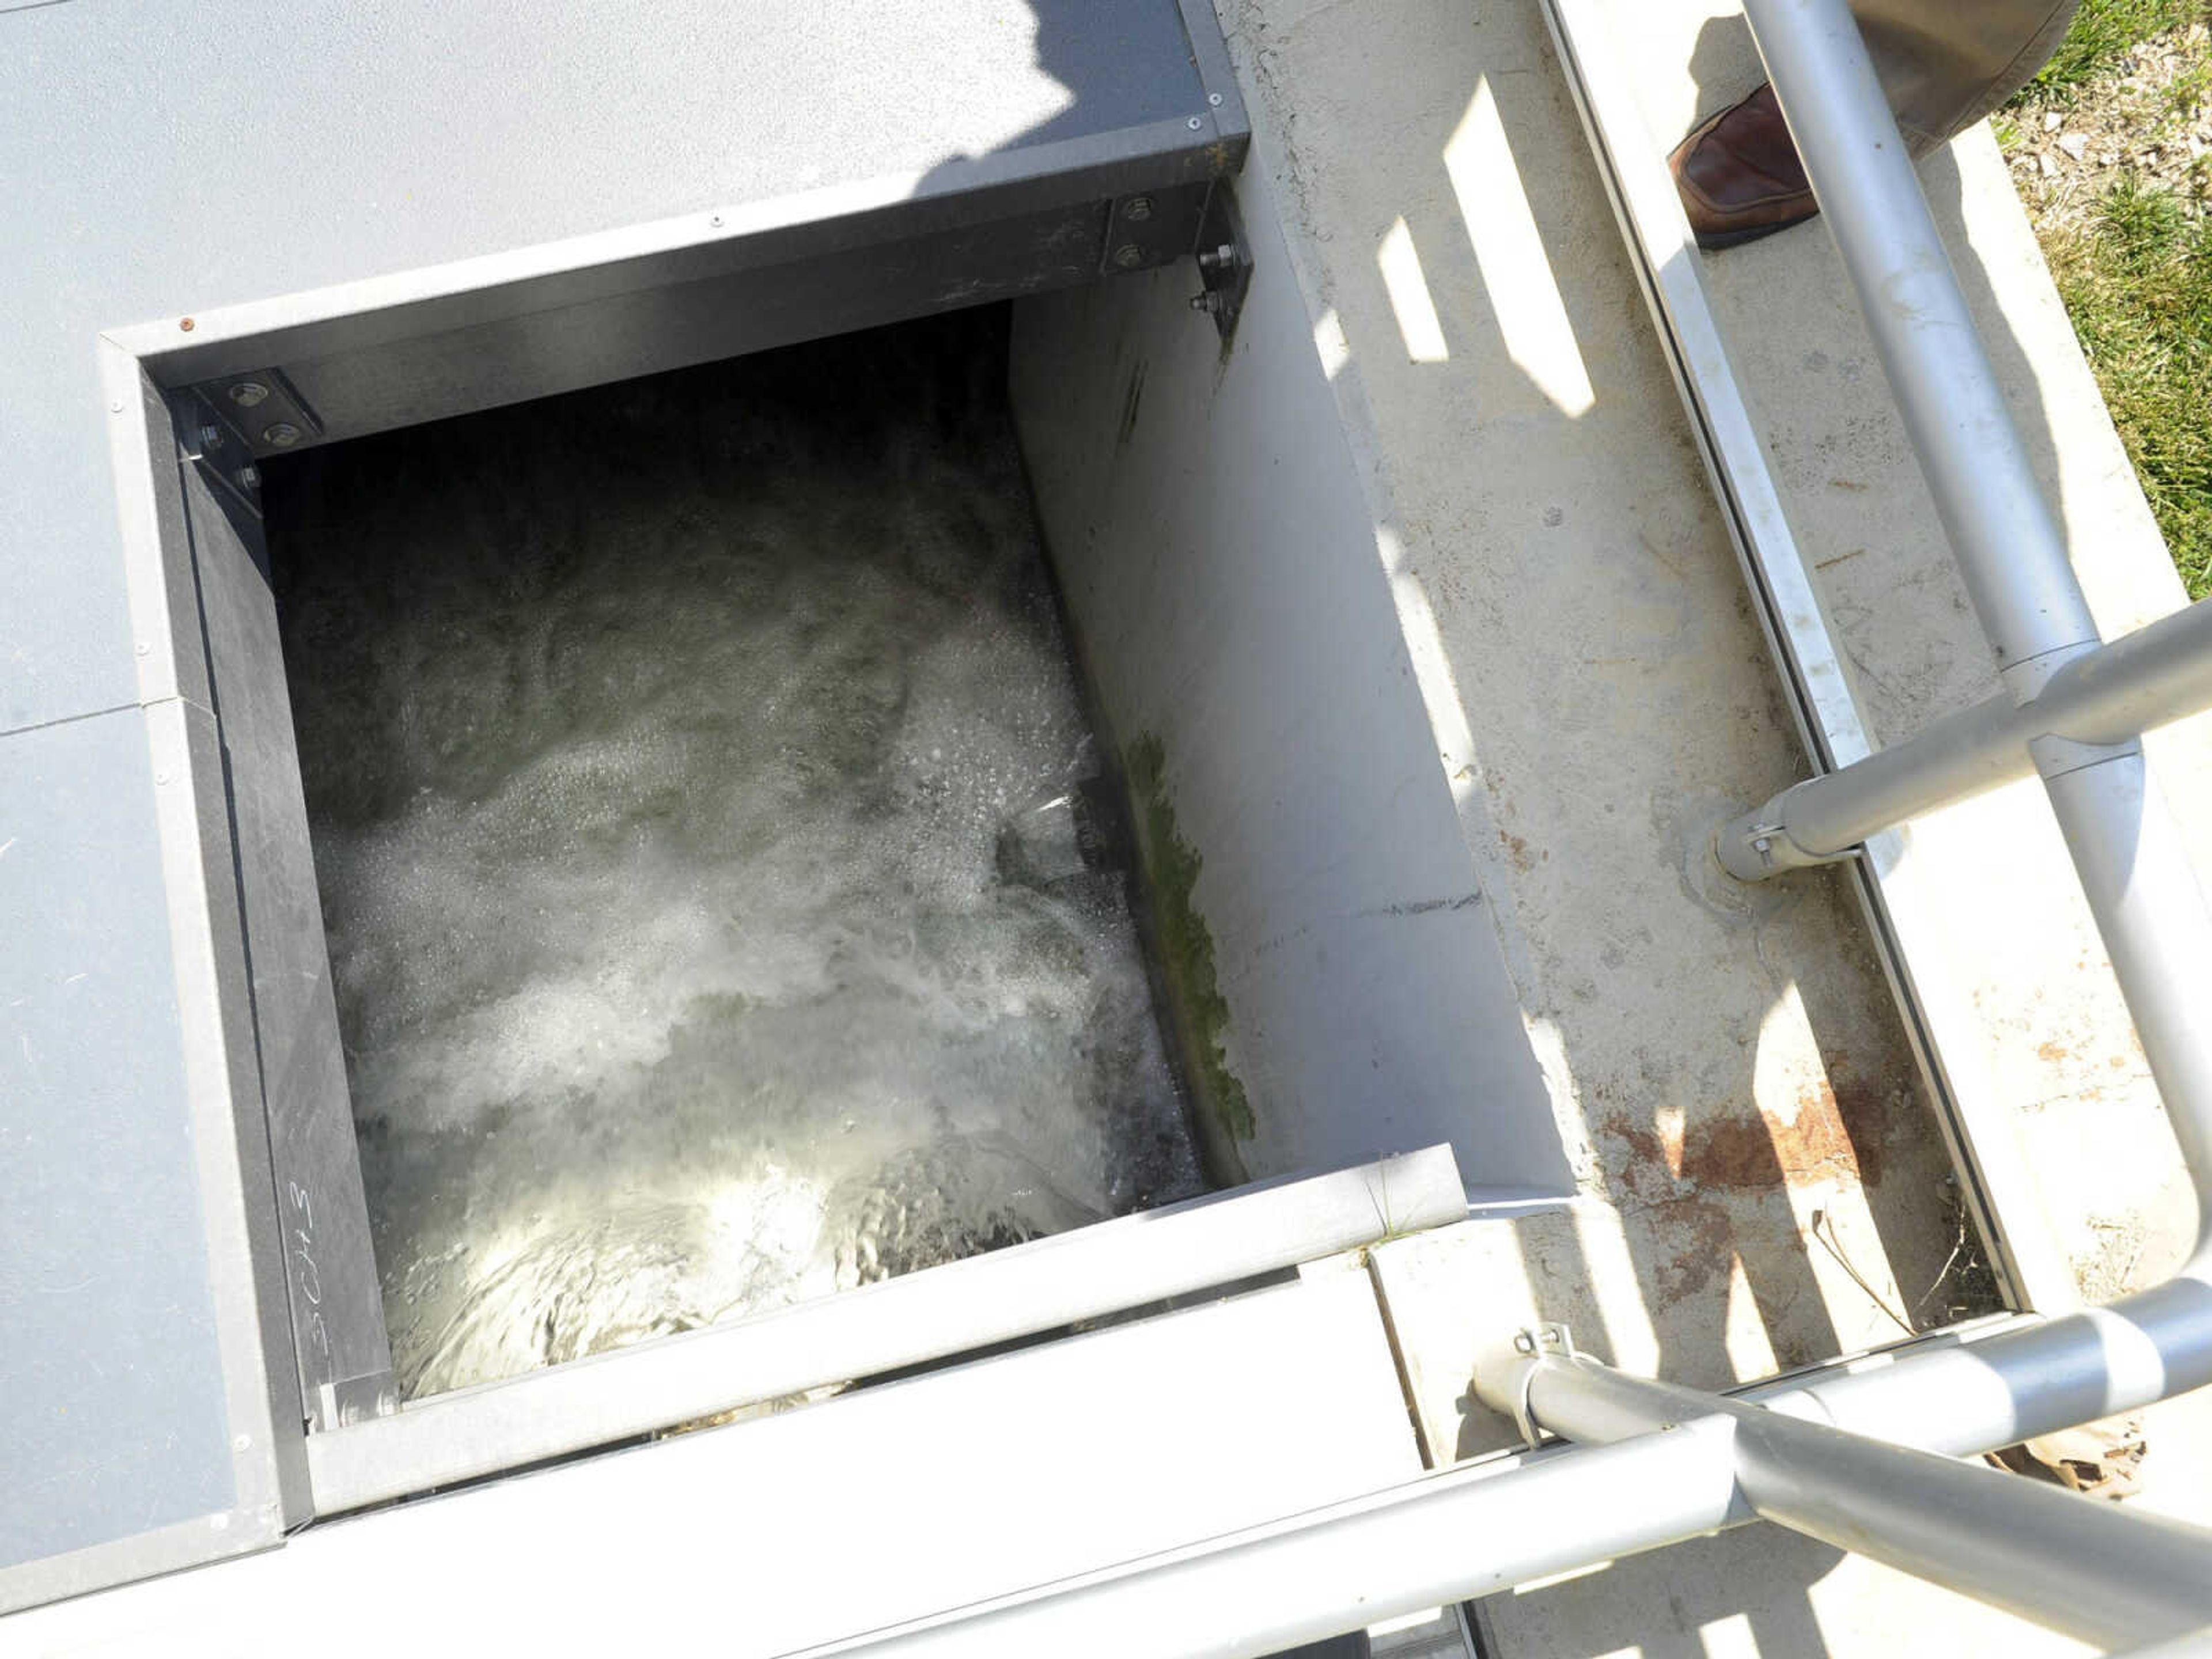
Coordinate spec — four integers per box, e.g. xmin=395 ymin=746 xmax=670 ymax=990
xmin=5 ymin=0 xmax=2208 ymax=1653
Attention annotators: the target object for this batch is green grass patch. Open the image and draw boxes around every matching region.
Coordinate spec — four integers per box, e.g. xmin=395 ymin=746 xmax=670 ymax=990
xmin=2022 ymin=0 xmax=2205 ymax=101
xmin=2040 ymin=176 xmax=2212 ymax=595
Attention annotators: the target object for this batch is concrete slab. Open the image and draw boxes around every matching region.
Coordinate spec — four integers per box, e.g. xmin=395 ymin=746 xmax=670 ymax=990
xmin=8 ymin=1272 xmax=1427 ymax=1656
xmin=1220 ymin=0 xmax=1967 ymax=1399
xmin=1608 ymin=0 xmax=2212 ymax=1320
xmin=1216 ymin=0 xmax=2212 ymax=1648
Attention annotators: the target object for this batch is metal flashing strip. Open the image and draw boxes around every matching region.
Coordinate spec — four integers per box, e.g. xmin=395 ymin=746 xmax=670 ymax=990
xmin=305 ymin=1147 xmax=1468 ymax=1516
xmin=1536 ymin=0 xmax=2077 ymax=1312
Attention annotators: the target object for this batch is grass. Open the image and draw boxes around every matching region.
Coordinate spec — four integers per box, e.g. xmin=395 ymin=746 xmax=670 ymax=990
xmin=2039 ymin=181 xmax=2212 ymax=595
xmin=1999 ymin=0 xmax=2212 ymax=596
xmin=2025 ymin=0 xmax=2202 ymax=100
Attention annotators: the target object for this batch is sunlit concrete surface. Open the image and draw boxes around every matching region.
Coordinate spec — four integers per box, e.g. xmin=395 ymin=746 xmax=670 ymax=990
xmin=1219 ymin=0 xmax=2212 ymax=1650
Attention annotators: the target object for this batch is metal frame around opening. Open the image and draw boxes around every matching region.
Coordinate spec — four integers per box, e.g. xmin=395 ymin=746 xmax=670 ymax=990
xmin=15 ymin=58 xmax=1254 ymax=1613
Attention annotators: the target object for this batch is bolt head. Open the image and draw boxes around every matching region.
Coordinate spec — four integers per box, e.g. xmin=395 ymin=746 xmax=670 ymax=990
xmin=1187 ymin=115 xmax=1204 ymax=130
xmin=227 ymin=381 xmax=271 ymax=408
xmin=237 ymin=465 xmax=261 ymax=490
xmin=1209 ymin=92 xmax=1225 ymax=106
xmin=1112 ymin=243 xmax=1144 ymax=270
xmin=262 ymin=422 xmax=301 ymax=448
xmin=199 ymin=424 xmax=225 ymax=450
xmin=1123 ymin=196 xmax=1154 ymax=222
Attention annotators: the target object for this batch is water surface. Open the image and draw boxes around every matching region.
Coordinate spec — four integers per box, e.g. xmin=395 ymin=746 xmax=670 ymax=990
xmin=270 ymin=313 xmax=1200 ymax=1397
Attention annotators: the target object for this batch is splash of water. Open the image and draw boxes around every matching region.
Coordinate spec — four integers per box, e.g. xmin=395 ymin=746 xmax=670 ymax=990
xmin=271 ymin=316 xmax=1200 ymax=1399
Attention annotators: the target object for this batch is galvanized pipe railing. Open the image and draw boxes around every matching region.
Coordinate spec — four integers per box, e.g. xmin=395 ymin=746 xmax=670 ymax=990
xmin=818 ymin=1418 xmax=1753 ymax=1658
xmin=1718 ymin=593 xmax=2212 ymax=880
xmin=1723 ymin=0 xmax=2212 ymax=1179
xmin=1484 ymin=1349 xmax=2212 ymax=1651
xmin=1705 ymin=0 xmax=2212 ymax=1512
xmin=1517 ymin=1353 xmax=2212 ymax=1647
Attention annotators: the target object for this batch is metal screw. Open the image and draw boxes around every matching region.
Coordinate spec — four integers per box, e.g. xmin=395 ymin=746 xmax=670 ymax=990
xmin=1196 ymin=242 xmax=1236 ymax=271
xmin=1112 ymin=243 xmax=1144 ymax=270
xmin=1189 ymin=290 xmax=1226 ymax=315
xmin=178 ymin=317 xmax=195 ymax=332
xmin=199 ymin=424 xmax=225 ymax=451
xmin=238 ymin=464 xmax=261 ymax=490
xmin=1209 ymin=92 xmax=1225 ymax=106
xmin=710 ymin=214 xmax=723 ymax=228
xmin=1187 ymin=116 xmax=1204 ymax=130
xmin=262 ymin=422 xmax=301 ymax=448
xmin=227 ymin=381 xmax=270 ymax=408
xmin=1123 ymin=196 xmax=1154 ymax=221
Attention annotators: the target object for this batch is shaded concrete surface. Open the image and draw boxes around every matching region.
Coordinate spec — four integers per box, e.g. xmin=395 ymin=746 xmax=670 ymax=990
xmin=1225 ymin=0 xmax=2210 ymax=1650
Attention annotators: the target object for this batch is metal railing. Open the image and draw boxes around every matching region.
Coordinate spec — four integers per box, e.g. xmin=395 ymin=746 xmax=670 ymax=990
xmin=1713 ymin=0 xmax=2212 ymax=1188
xmin=832 ymin=1 xmax=2212 ymax=1652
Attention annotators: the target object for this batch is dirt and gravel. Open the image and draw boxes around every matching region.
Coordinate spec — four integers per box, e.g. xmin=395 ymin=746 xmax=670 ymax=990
xmin=2004 ymin=21 xmax=2212 ymax=232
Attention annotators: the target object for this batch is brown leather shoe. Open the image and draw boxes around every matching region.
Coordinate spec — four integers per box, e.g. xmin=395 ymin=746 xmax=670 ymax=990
xmin=1669 ymin=84 xmax=1817 ymax=250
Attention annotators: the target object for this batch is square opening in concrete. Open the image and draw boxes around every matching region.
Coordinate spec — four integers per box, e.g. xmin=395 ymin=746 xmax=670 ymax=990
xmin=259 ymin=308 xmax=1210 ymax=1401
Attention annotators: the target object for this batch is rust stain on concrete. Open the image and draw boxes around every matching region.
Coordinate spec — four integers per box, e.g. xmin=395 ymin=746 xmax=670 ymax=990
xmin=1601 ymin=1061 xmax=1892 ymax=1199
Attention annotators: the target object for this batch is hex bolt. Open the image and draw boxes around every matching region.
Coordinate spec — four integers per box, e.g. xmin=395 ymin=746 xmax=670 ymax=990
xmin=1112 ymin=243 xmax=1145 ymax=270
xmin=199 ymin=424 xmax=225 ymax=451
xmin=1209 ymin=92 xmax=1225 ymax=106
xmin=1196 ymin=243 xmax=1236 ymax=271
xmin=1123 ymin=196 xmax=1154 ymax=222
xmin=262 ymin=422 xmax=302 ymax=448
xmin=1187 ymin=115 xmax=1204 ymax=130
xmin=227 ymin=381 xmax=271 ymax=408
xmin=237 ymin=464 xmax=261 ymax=490
xmin=1188 ymin=290 xmax=1226 ymax=315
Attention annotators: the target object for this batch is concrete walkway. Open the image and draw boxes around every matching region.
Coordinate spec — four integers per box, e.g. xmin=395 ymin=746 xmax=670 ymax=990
xmin=1221 ymin=0 xmax=2212 ymax=1650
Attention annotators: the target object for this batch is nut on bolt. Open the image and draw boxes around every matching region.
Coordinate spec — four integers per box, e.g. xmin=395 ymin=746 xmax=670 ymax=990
xmin=262 ymin=422 xmax=302 ymax=448
xmin=237 ymin=465 xmax=261 ymax=490
xmin=1123 ymin=196 xmax=1154 ymax=222
xmin=1188 ymin=290 xmax=1226 ymax=315
xmin=227 ymin=381 xmax=271 ymax=408
xmin=1112 ymin=243 xmax=1145 ymax=270
xmin=1196 ymin=243 xmax=1236 ymax=272
xmin=199 ymin=424 xmax=225 ymax=451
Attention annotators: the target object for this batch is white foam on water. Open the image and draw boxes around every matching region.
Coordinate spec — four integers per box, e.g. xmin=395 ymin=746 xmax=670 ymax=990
xmin=274 ymin=320 xmax=1200 ymax=1398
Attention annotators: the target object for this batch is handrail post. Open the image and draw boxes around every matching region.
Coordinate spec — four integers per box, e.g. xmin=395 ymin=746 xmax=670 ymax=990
xmin=1734 ymin=0 xmax=2212 ymax=1199
xmin=1717 ymin=594 xmax=2212 ymax=877
xmin=1483 ymin=1346 xmax=2212 ymax=1652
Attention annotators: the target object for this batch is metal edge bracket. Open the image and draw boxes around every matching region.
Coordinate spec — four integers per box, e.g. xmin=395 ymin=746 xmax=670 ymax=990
xmin=176 ymin=389 xmax=267 ymax=518
xmin=1187 ymin=181 xmax=1253 ymax=342
xmin=190 ymin=368 xmax=327 ymax=464
xmin=1502 ymin=1322 xmax=1575 ymax=1449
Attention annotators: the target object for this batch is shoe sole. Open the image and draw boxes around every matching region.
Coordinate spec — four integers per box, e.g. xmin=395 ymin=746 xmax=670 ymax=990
xmin=1692 ymin=209 xmax=1819 ymax=251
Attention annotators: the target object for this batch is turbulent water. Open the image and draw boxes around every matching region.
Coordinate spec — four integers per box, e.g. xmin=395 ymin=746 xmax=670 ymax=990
xmin=270 ymin=314 xmax=1201 ymax=1399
